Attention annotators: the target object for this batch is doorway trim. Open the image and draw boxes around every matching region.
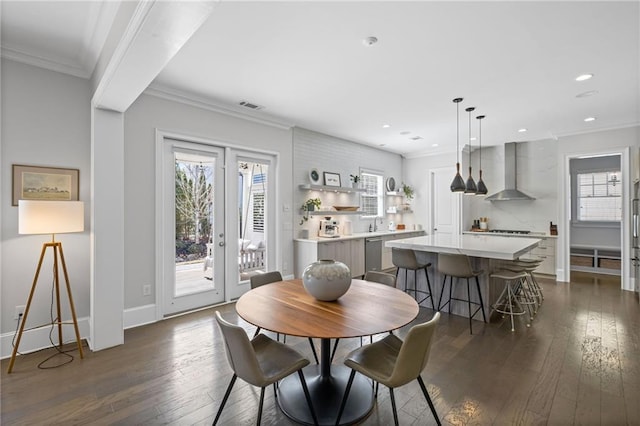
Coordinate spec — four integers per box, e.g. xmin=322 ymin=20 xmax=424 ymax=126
xmin=154 ymin=129 xmax=281 ymax=321
xmin=559 ymin=146 xmax=631 ymax=290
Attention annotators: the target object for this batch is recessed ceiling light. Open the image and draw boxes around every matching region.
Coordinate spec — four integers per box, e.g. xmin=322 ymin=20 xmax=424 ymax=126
xmin=470 ymin=137 xmax=477 ymax=141
xmin=576 ymin=90 xmax=599 ymax=98
xmin=379 ymin=143 xmax=386 ymax=146
xmin=432 ymin=143 xmax=439 ymax=147
xmin=575 ymin=73 xmax=594 ymax=82
xmin=518 ymin=128 xmax=528 ymax=133
xmin=382 ymin=124 xmax=391 ymax=128
xmin=584 ymin=116 xmax=597 ymax=122
xmin=399 ymin=131 xmax=411 ymax=135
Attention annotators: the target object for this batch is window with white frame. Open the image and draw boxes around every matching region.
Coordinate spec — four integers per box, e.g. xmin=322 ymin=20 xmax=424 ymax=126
xmin=577 ymin=171 xmax=622 ymax=221
xmin=360 ymin=171 xmax=383 ymax=217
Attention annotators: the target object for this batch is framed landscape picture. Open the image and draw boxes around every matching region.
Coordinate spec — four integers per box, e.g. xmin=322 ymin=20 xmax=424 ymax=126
xmin=12 ymin=164 xmax=79 ymax=206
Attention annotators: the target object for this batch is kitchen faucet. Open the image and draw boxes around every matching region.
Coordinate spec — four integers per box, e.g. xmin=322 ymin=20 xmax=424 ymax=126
xmin=373 ymin=218 xmax=379 ymax=232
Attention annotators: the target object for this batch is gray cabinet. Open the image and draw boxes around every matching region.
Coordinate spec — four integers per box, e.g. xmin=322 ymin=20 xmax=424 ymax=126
xmin=296 ymin=238 xmax=365 ymax=278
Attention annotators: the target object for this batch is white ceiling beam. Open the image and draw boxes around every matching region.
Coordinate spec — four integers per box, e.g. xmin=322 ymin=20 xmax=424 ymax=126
xmin=92 ymin=0 xmax=217 ymax=112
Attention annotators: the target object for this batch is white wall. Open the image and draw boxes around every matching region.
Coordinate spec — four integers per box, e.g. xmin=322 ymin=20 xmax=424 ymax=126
xmin=293 ymin=128 xmax=403 ymax=236
xmin=1 ymin=60 xmax=91 ymax=338
xmin=464 ymin=140 xmax=558 ymax=233
xmin=123 ymin=93 xmax=294 ymax=309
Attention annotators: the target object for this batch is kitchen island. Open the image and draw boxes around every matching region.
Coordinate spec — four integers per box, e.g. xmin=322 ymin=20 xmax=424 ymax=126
xmin=386 ymin=234 xmax=541 ymax=321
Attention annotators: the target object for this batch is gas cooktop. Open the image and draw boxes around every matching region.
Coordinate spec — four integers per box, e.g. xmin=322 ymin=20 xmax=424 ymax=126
xmin=488 ymin=229 xmax=531 ymax=234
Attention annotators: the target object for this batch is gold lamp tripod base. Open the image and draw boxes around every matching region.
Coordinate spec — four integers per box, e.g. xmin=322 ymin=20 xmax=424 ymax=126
xmin=7 ymin=238 xmax=84 ymax=373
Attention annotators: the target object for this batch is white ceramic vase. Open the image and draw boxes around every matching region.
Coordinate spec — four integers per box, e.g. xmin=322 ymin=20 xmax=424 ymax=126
xmin=302 ymin=259 xmax=352 ymax=301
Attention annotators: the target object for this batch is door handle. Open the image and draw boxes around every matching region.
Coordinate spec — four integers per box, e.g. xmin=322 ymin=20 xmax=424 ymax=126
xmin=218 ymin=242 xmax=225 ymax=247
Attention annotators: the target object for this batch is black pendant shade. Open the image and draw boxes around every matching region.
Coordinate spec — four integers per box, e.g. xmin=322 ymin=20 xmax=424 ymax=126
xmin=464 ymin=106 xmax=477 ymax=194
xmin=450 ymin=98 xmax=466 ymax=192
xmin=475 ymin=115 xmax=488 ymax=195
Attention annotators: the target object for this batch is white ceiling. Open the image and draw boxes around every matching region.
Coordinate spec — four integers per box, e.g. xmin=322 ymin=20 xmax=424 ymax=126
xmin=2 ymin=1 xmax=639 ymax=157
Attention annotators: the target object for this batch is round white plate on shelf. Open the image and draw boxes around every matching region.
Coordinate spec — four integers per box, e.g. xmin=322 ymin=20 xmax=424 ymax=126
xmin=309 ymin=168 xmax=320 ymax=184
xmin=386 ymin=177 xmax=396 ymax=192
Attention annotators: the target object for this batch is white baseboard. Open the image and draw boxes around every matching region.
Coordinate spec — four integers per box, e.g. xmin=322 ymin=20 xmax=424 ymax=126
xmin=124 ymin=304 xmax=157 ymax=329
xmin=1 ymin=317 xmax=90 ymax=360
xmin=1 ymin=304 xmax=160 ymax=360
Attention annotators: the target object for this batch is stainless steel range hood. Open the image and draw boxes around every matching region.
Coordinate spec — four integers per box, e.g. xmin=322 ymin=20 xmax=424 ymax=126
xmin=485 ymin=142 xmax=535 ymax=201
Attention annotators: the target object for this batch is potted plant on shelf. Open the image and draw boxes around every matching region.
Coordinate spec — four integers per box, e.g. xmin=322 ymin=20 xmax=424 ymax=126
xmin=349 ymin=174 xmax=360 ymax=188
xmin=300 ymin=198 xmax=322 ymax=224
xmin=401 ymin=183 xmax=414 ymax=211
xmin=402 ymin=183 xmax=414 ymax=201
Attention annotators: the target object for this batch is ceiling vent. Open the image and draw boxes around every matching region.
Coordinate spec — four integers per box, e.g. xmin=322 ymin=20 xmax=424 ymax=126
xmin=238 ymin=100 xmax=264 ymax=111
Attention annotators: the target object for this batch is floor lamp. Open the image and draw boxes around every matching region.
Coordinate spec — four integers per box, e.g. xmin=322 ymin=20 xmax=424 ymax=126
xmin=7 ymin=200 xmax=85 ymax=373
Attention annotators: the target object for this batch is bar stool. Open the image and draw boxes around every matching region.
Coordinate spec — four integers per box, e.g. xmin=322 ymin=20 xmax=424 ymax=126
xmin=502 ymin=260 xmax=541 ymax=317
xmin=514 ymin=258 xmax=544 ymax=304
xmin=490 ymin=269 xmax=530 ymax=332
xmin=437 ymin=253 xmax=487 ymax=334
xmin=392 ymin=248 xmax=434 ymax=309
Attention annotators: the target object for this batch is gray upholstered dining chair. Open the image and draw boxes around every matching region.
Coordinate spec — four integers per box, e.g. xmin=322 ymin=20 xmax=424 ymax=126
xmin=213 ymin=311 xmax=319 ymax=426
xmin=335 ymin=312 xmax=442 ymax=426
xmin=364 ymin=270 xmax=397 ymax=287
xmin=250 ymin=271 xmax=319 ymax=364
xmin=330 ymin=270 xmax=398 ymax=362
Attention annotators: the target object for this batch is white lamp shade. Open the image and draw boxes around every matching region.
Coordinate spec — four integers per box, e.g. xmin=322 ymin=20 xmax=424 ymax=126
xmin=18 ymin=200 xmax=84 ymax=235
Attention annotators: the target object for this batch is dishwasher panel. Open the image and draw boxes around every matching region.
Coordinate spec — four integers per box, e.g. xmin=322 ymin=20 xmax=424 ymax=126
xmin=365 ymin=237 xmax=383 ymax=272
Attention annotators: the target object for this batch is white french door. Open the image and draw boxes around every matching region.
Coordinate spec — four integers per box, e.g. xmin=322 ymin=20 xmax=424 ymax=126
xmin=157 ymin=136 xmax=278 ymax=317
xmin=159 ymin=140 xmax=226 ymax=316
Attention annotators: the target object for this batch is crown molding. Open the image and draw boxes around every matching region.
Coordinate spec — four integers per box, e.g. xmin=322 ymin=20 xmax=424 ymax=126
xmin=551 ymin=122 xmax=640 ymax=140
xmin=144 ymin=84 xmax=294 ymax=131
xmin=1 ymin=46 xmax=90 ymax=79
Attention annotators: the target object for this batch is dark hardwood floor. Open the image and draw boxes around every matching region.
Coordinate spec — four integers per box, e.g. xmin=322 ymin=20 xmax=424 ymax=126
xmin=2 ymin=272 xmax=639 ymax=425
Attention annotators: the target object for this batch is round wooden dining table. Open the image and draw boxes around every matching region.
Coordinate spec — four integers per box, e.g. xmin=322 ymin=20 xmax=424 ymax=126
xmin=235 ymin=278 xmax=419 ymax=425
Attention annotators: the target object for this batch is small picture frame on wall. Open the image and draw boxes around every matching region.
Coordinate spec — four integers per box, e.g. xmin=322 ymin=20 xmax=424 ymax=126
xmin=12 ymin=164 xmax=79 ymax=206
xmin=323 ymin=172 xmax=341 ymax=187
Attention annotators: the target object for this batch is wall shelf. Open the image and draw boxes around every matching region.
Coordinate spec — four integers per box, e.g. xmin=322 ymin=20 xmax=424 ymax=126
xmin=299 ymin=184 xmax=366 ymax=193
xmin=309 ymin=210 xmax=362 ymax=216
xmin=570 ymin=246 xmax=621 ymax=275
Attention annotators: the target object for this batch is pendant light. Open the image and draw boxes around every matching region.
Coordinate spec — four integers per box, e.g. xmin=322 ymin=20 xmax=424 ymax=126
xmin=475 ymin=115 xmax=488 ymax=195
xmin=464 ymin=106 xmax=477 ymax=194
xmin=450 ymin=98 xmax=466 ymax=192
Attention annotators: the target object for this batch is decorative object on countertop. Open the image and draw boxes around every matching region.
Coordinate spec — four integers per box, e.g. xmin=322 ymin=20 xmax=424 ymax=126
xmin=349 ymin=174 xmax=360 ymax=188
xmin=309 ymin=168 xmax=320 ymax=184
xmin=479 ymin=217 xmax=488 ymax=230
xmin=450 ymin=97 xmax=466 ymax=192
xmin=302 ymin=259 xmax=352 ymax=301
xmin=323 ymin=171 xmax=341 ymax=187
xmin=464 ymin=106 xmax=478 ymax=194
xmin=401 ymin=183 xmax=414 ymax=201
xmin=299 ymin=198 xmax=322 ymax=224
xmin=550 ymin=221 xmax=558 ymax=235
xmin=386 ymin=176 xmax=396 ymax=192
xmin=475 ymin=115 xmax=488 ymax=195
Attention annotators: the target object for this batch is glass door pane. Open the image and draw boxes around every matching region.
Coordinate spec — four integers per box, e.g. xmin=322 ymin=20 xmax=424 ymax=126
xmin=238 ymin=160 xmax=269 ymax=282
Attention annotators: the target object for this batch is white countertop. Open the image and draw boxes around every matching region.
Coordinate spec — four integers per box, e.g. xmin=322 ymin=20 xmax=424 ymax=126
xmin=295 ymin=229 xmax=424 ymax=243
xmin=385 ymin=234 xmax=541 ymax=260
xmin=462 ymin=231 xmax=557 ymax=239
